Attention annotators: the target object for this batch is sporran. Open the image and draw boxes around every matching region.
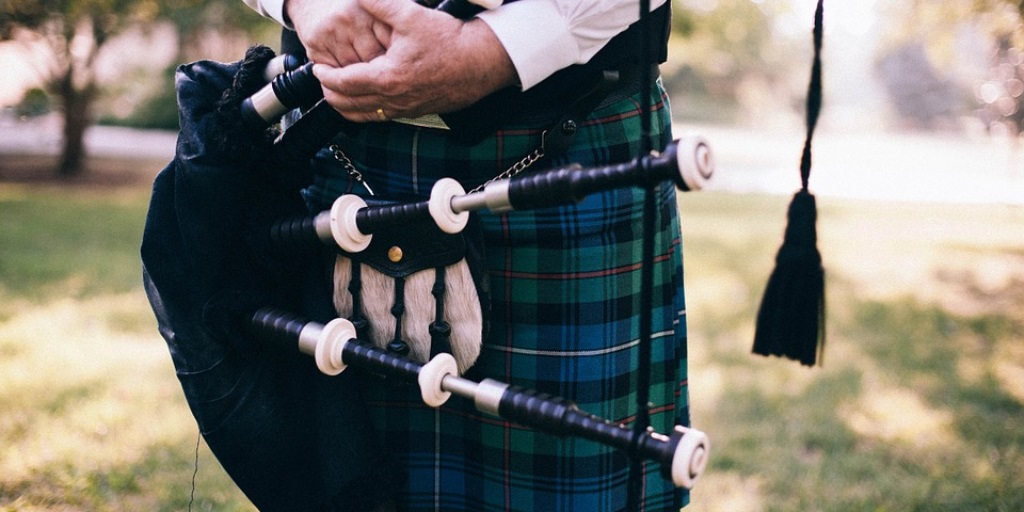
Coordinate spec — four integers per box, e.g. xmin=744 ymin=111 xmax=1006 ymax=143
xmin=331 ymin=197 xmax=490 ymax=375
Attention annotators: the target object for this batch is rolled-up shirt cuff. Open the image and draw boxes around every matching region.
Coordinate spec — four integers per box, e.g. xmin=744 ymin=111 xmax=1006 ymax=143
xmin=246 ymin=0 xmax=291 ymax=29
xmin=476 ymin=2 xmax=579 ymax=91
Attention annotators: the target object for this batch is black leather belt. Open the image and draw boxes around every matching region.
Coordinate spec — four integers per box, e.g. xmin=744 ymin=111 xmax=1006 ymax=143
xmin=441 ymin=62 xmax=662 ymax=144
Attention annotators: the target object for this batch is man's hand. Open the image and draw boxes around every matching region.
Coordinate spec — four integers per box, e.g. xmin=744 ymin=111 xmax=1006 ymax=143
xmin=311 ymin=0 xmax=519 ymax=122
xmin=286 ymin=0 xmax=392 ymax=67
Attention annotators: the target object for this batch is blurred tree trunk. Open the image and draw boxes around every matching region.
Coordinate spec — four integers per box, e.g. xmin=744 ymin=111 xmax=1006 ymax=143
xmin=56 ymin=70 xmax=96 ymax=176
xmin=2 ymin=2 xmax=149 ymax=178
xmin=54 ymin=17 xmax=102 ymax=177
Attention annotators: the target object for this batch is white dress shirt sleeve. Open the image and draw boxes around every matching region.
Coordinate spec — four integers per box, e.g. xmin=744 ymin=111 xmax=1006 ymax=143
xmin=242 ymin=0 xmax=291 ymax=28
xmin=476 ymin=0 xmax=668 ymax=90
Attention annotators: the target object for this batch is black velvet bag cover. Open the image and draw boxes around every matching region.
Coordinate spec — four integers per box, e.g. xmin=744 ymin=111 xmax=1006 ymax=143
xmin=140 ymin=47 xmax=397 ymax=511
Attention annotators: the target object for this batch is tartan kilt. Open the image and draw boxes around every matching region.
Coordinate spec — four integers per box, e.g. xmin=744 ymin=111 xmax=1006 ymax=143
xmin=303 ymin=79 xmax=690 ymax=512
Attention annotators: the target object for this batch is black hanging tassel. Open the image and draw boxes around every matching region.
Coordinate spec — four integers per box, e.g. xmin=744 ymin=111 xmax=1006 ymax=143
xmin=752 ymin=189 xmax=825 ymax=366
xmin=752 ymin=0 xmax=826 ymax=366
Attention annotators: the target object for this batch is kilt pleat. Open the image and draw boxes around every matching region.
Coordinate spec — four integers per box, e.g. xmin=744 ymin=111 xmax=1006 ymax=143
xmin=306 ymin=80 xmax=690 ymax=511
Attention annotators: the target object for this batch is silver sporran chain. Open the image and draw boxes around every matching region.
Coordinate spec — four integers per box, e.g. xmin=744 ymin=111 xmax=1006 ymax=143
xmin=329 ymin=142 xmax=545 ymax=197
xmin=329 ymin=144 xmax=376 ymax=196
xmin=468 ymin=146 xmax=544 ymax=194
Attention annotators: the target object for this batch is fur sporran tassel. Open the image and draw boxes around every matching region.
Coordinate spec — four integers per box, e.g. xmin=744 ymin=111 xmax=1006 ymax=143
xmin=333 ymin=257 xmax=483 ymax=374
xmin=752 ymin=0 xmax=826 ymax=366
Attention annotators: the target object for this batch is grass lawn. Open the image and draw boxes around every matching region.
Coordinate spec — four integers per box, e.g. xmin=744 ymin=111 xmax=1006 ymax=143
xmin=1 ymin=156 xmax=1022 ymax=511
xmin=0 ymin=158 xmax=253 ymax=512
xmin=680 ymin=192 xmax=1024 ymax=512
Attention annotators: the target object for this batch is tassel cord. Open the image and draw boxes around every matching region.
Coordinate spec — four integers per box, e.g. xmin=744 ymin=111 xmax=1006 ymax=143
xmin=800 ymin=0 xmax=824 ymax=190
xmin=628 ymin=0 xmax=656 ymax=510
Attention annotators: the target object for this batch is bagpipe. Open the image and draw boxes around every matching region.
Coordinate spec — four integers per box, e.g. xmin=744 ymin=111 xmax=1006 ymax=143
xmin=142 ymin=0 xmax=826 ymax=508
xmin=234 ymin=45 xmax=714 ymax=487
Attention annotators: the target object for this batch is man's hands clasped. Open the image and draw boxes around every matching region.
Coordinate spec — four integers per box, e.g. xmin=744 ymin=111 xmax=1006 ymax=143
xmin=287 ymin=0 xmax=518 ymax=123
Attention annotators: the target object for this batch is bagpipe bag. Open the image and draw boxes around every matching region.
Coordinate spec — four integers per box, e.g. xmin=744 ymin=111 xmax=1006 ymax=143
xmin=140 ymin=54 xmax=397 ymax=511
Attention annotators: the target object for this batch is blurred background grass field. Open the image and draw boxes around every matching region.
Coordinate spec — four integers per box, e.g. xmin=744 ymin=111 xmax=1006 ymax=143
xmin=1 ymin=158 xmax=1021 ymax=510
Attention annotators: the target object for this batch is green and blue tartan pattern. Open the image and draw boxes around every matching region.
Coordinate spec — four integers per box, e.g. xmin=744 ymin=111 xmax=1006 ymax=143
xmin=307 ymin=81 xmax=690 ymax=512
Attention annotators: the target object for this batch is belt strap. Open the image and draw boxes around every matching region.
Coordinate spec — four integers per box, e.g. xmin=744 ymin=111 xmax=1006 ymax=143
xmin=540 ymin=70 xmax=620 ymax=158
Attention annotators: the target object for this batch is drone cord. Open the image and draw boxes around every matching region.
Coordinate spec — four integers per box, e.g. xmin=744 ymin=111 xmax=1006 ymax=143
xmin=189 ymin=430 xmax=200 ymax=511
